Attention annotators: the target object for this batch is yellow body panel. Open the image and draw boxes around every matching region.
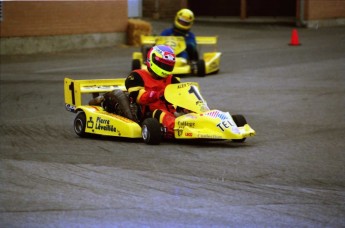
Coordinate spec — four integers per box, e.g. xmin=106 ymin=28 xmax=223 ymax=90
xmin=204 ymin=52 xmax=222 ymax=74
xmin=164 ymin=82 xmax=209 ymax=113
xmin=165 ymin=83 xmax=256 ymax=140
xmin=174 ymin=111 xmax=255 ymax=140
xmin=79 ymin=106 xmax=142 ymax=138
xmin=136 ymin=35 xmax=221 ymax=76
xmin=65 ymin=78 xmax=142 ymax=139
xmin=140 ymin=35 xmax=157 ymax=45
xmin=195 ymin=36 xmax=218 ymax=45
xmin=154 ymin=36 xmax=186 ymax=55
xmin=132 ymin=52 xmax=143 ymax=64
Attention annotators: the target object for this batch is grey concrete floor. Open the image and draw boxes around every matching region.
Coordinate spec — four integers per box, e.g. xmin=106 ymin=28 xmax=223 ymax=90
xmin=1 ymin=20 xmax=345 ymax=227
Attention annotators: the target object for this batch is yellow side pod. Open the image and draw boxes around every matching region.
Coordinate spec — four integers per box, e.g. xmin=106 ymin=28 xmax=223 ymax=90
xmin=81 ymin=106 xmax=142 ymax=138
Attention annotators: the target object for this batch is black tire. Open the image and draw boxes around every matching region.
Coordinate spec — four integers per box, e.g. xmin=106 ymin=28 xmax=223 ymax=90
xmin=197 ymin=59 xmax=206 ymax=77
xmin=231 ymin=114 xmax=247 ymax=143
xmin=112 ymin=90 xmax=136 ymax=121
xmin=141 ymin=118 xmax=162 ymax=145
xmin=132 ymin=59 xmax=141 ymax=70
xmin=103 ymin=90 xmax=136 ymax=121
xmin=74 ymin=111 xmax=87 ymax=137
xmin=232 ymin=114 xmax=247 ymax=127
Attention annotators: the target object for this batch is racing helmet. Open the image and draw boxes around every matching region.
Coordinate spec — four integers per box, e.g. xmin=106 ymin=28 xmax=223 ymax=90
xmin=146 ymin=45 xmax=175 ymax=78
xmin=174 ymin=8 xmax=194 ymax=31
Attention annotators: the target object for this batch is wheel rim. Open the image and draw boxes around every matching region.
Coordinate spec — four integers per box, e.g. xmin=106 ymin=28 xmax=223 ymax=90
xmin=75 ymin=119 xmax=83 ymax=134
xmin=142 ymin=125 xmax=149 ymax=141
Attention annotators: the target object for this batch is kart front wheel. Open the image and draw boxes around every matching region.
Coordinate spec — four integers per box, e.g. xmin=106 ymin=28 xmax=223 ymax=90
xmin=197 ymin=59 xmax=206 ymax=77
xmin=74 ymin=111 xmax=88 ymax=137
xmin=232 ymin=114 xmax=247 ymax=143
xmin=141 ymin=118 xmax=162 ymax=145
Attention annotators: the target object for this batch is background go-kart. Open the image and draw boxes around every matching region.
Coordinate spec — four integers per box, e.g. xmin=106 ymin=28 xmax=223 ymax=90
xmin=1 ymin=20 xmax=345 ymax=227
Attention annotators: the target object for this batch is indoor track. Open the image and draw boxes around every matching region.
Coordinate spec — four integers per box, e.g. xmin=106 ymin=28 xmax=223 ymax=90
xmin=1 ymin=20 xmax=345 ymax=227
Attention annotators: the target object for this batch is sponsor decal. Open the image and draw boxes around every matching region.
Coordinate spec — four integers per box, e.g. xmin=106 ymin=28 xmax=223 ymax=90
xmin=177 ymin=121 xmax=194 ymax=137
xmin=177 ymin=82 xmax=198 ymax=89
xmin=196 ymin=100 xmax=205 ymax=105
xmin=87 ymin=117 xmax=94 ymax=129
xmin=177 ymin=121 xmax=195 ymax=128
xmin=205 ymin=110 xmax=229 ymax=120
xmin=205 ymin=111 xmax=238 ymax=132
xmin=65 ymin=104 xmax=76 ymax=112
xmin=177 ymin=129 xmax=183 ymax=137
xmin=87 ymin=117 xmax=117 ymax=132
xmin=164 ymin=40 xmax=177 ymax=50
xmin=95 ymin=117 xmax=116 ymax=132
xmin=216 ymin=120 xmax=235 ymax=132
xmin=232 ymin=127 xmax=241 ymax=134
xmin=83 ymin=85 xmax=121 ymax=91
xmin=197 ymin=134 xmax=222 ymax=139
xmin=216 ymin=120 xmax=240 ymax=134
xmin=184 ymin=114 xmax=197 ymax=119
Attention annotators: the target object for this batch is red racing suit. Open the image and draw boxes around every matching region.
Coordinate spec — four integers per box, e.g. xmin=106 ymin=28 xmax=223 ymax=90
xmin=125 ymin=69 xmax=180 ymax=137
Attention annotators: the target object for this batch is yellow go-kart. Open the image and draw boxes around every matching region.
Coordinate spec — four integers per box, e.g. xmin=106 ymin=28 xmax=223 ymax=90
xmin=132 ymin=35 xmax=221 ymax=77
xmin=64 ymin=78 xmax=255 ymax=145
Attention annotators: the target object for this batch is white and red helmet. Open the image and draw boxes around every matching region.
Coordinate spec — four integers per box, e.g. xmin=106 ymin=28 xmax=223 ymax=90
xmin=146 ymin=45 xmax=176 ymax=78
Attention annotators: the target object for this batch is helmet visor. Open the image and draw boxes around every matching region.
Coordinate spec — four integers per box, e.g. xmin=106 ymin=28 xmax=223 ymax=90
xmin=178 ymin=18 xmax=192 ymax=27
xmin=152 ymin=54 xmax=175 ymax=72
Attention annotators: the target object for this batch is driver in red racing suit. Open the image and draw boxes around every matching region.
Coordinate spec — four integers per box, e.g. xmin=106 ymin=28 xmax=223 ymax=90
xmin=125 ymin=45 xmax=180 ymax=138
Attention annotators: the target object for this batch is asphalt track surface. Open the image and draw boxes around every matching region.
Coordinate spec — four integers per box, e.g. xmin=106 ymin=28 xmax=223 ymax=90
xmin=1 ymin=20 xmax=345 ymax=227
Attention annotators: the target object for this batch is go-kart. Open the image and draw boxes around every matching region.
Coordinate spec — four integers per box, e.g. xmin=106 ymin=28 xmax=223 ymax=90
xmin=132 ymin=35 xmax=221 ymax=77
xmin=64 ymin=77 xmax=255 ymax=145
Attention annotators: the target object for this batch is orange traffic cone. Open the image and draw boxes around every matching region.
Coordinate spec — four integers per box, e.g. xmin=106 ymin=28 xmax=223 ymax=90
xmin=289 ymin=29 xmax=301 ymax=46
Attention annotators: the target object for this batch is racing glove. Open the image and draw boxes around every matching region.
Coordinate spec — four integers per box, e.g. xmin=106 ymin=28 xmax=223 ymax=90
xmin=139 ymin=89 xmax=165 ymax=104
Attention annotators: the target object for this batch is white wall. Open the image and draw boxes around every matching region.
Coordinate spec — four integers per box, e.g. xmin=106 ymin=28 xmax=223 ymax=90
xmin=128 ymin=0 xmax=142 ymax=18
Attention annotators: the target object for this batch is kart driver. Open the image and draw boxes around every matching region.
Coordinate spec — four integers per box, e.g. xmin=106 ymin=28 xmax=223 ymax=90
xmin=125 ymin=45 xmax=180 ymax=138
xmin=161 ymin=8 xmax=199 ymax=65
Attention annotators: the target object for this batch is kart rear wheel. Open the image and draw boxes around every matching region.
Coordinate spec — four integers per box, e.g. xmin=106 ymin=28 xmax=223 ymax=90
xmin=141 ymin=118 xmax=162 ymax=145
xmin=132 ymin=59 xmax=141 ymax=70
xmin=197 ymin=59 xmax=206 ymax=77
xmin=232 ymin=114 xmax=247 ymax=142
xmin=74 ymin=111 xmax=88 ymax=137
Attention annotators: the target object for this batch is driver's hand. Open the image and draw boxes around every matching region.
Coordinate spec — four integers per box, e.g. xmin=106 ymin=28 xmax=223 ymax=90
xmin=147 ymin=90 xmax=164 ymax=102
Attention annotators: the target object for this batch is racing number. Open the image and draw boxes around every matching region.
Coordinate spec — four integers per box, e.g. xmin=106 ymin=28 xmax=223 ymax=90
xmin=165 ymin=40 xmax=177 ymax=50
xmin=188 ymin=85 xmax=203 ymax=101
